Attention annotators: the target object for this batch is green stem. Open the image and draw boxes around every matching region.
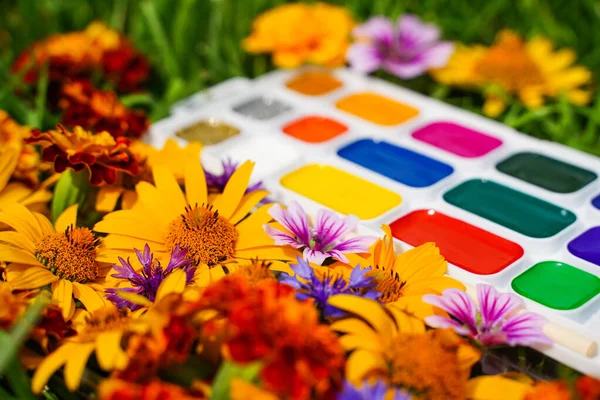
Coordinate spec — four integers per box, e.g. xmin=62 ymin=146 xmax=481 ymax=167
xmin=4 ymin=357 xmax=37 ymax=400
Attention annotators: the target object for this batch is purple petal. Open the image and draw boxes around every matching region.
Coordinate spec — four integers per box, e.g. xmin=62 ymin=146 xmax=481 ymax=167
xmin=348 ymin=266 xmax=373 ymax=288
xmin=347 ymin=43 xmax=383 ymax=74
xmin=269 ymin=202 xmax=311 ymax=245
xmin=477 ymin=284 xmax=523 ymax=328
xmin=111 ymin=257 xmax=139 ymax=280
xmin=326 ymin=249 xmax=349 ymax=264
xmin=499 ymin=312 xmax=552 ymax=347
xmin=382 ymin=58 xmax=430 ymax=79
xmin=420 ymin=41 xmax=455 ymax=68
xmin=352 ymin=16 xmax=395 ymax=46
xmin=263 ymin=225 xmax=303 ymax=248
xmin=290 ymin=256 xmax=314 ymax=280
xmin=303 ymin=247 xmax=329 ymax=265
xmin=397 ymin=14 xmax=441 ymax=52
xmin=424 ymin=315 xmax=472 ymax=336
xmin=331 ymin=235 xmax=376 ymax=254
xmin=422 ymin=289 xmax=477 ymax=331
xmin=314 ymin=210 xmax=358 ymax=248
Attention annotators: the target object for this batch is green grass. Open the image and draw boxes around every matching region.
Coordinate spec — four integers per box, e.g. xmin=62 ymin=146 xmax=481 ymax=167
xmin=1 ymin=0 xmax=600 ymax=154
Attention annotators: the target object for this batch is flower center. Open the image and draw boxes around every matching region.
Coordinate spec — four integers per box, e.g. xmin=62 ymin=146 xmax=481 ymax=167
xmin=34 ymin=225 xmax=99 ymax=283
xmin=80 ymin=307 xmax=130 ymax=341
xmin=165 ymin=204 xmax=237 ymax=267
xmin=366 ymin=266 xmax=405 ymax=303
xmin=233 ymin=260 xmax=275 ymax=286
xmin=474 ymin=34 xmax=544 ymax=92
xmin=385 ymin=330 xmax=468 ymax=400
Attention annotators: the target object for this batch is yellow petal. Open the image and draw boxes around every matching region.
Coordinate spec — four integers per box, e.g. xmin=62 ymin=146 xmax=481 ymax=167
xmin=0 ymin=245 xmax=41 ymax=265
xmin=273 ymin=50 xmax=305 ymax=68
xmin=95 ymin=186 xmax=125 ymax=212
xmin=32 ymin=343 xmax=76 ymax=393
xmin=235 ymin=203 xmax=274 ymax=249
xmin=0 ymin=231 xmax=35 ymax=253
xmin=339 ymin=334 xmax=382 ymax=352
xmin=0 ymin=182 xmax=34 ymax=205
xmin=54 ymin=204 xmax=78 ymax=233
xmin=94 ymin=210 xmax=166 ymax=244
xmin=72 ymin=282 xmax=106 ymax=313
xmin=32 ymin=213 xmax=55 ymax=238
xmin=466 ymin=376 xmax=531 ymax=400
xmin=212 ymin=161 xmax=255 ymax=220
xmin=52 ymin=279 xmax=74 ymax=320
xmin=328 ymin=295 xmax=394 ymax=336
xmin=185 ymin=155 xmax=207 ymax=207
xmin=133 ymin=182 xmax=179 ymax=227
xmin=101 ymin=234 xmax=166 ymax=252
xmin=345 ymin=349 xmax=387 ymax=384
xmin=483 ymin=96 xmax=506 ymax=117
xmin=9 ymin=266 xmax=59 ymax=290
xmin=153 ymin=166 xmax=187 ymax=212
xmin=229 ymin=190 xmax=269 ymax=225
xmin=0 ymin=148 xmax=18 ymax=190
xmin=385 ymin=304 xmax=426 ymax=333
xmin=0 ymin=202 xmax=43 ymax=242
xmin=120 ymin=190 xmax=138 ymax=210
xmin=156 ymin=269 xmax=187 ymax=301
xmin=394 ymin=242 xmax=447 ymax=282
xmin=64 ymin=343 xmax=95 ymax=391
xmin=95 ymin=332 xmax=125 ymax=370
xmin=114 ymin=290 xmax=153 ymax=306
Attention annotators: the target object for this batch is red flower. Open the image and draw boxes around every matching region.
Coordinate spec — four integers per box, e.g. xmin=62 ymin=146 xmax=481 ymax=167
xmin=59 ymin=80 xmax=148 ymax=139
xmin=25 ymin=125 xmax=140 ymax=185
xmin=102 ymin=43 xmax=150 ymax=93
xmin=203 ymin=277 xmax=345 ymax=400
xmin=577 ymin=376 xmax=600 ymax=400
xmin=99 ymin=379 xmax=206 ymax=400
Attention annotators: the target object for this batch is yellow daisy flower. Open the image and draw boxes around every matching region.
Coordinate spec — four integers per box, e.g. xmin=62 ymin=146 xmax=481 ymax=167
xmin=329 ymin=296 xmax=528 ymax=400
xmin=95 ymin=138 xmax=202 ymax=212
xmin=31 ymin=305 xmax=132 ymax=393
xmin=0 ymin=203 xmax=108 ymax=319
xmin=341 ymin=224 xmax=464 ymax=318
xmin=431 ymin=30 xmax=592 ymax=117
xmin=94 ymin=156 xmax=277 ymax=281
xmin=243 ymin=2 xmax=355 ymax=68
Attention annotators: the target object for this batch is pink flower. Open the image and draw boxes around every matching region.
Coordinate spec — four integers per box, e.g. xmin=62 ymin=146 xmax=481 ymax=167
xmin=347 ymin=14 xmax=454 ymax=79
xmin=263 ymin=201 xmax=375 ymax=265
xmin=423 ymin=284 xmax=552 ymax=347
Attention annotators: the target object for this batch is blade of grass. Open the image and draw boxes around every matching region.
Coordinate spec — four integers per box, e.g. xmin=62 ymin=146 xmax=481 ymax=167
xmin=29 ymin=62 xmax=48 ymax=129
xmin=139 ymin=0 xmax=181 ymax=79
xmin=4 ymin=356 xmax=36 ymax=400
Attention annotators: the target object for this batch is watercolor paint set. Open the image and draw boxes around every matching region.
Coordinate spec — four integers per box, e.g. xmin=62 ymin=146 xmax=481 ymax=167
xmin=148 ymin=67 xmax=600 ymax=377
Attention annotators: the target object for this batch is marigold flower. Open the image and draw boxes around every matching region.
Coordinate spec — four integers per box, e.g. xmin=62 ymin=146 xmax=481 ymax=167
xmin=243 ymin=3 xmax=355 ymax=68
xmin=198 ymin=276 xmax=344 ymax=399
xmin=0 ymin=281 xmax=31 ymax=330
xmin=0 ymin=110 xmax=47 ymax=187
xmin=576 ymin=376 xmax=600 ymax=400
xmin=59 ymin=80 xmax=149 ymax=139
xmin=431 ymin=30 xmax=592 ymax=116
xmin=98 ymin=379 xmax=206 ymax=400
xmin=26 ymin=125 xmax=140 ymax=185
xmin=12 ymin=22 xmax=148 ymax=92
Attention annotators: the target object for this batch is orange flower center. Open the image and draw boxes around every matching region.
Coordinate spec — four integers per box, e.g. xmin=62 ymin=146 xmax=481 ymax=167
xmin=232 ymin=260 xmax=275 ymax=286
xmin=34 ymin=225 xmax=99 ymax=283
xmin=474 ymin=34 xmax=544 ymax=92
xmin=385 ymin=330 xmax=469 ymax=400
xmin=165 ymin=204 xmax=237 ymax=267
xmin=366 ymin=266 xmax=405 ymax=303
xmin=79 ymin=307 xmax=130 ymax=341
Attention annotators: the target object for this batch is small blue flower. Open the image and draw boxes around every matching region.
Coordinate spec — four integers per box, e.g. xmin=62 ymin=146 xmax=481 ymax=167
xmin=281 ymin=256 xmax=380 ymax=318
xmin=338 ymin=380 xmax=411 ymax=400
xmin=106 ymin=244 xmax=195 ymax=310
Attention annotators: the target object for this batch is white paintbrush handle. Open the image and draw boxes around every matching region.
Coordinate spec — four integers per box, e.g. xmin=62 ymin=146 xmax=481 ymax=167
xmin=465 ymin=284 xmax=597 ymax=358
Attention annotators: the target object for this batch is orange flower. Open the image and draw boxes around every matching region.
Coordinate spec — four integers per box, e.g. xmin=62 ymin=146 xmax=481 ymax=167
xmin=59 ymin=80 xmax=149 ymax=139
xmin=0 ymin=110 xmax=47 ymax=187
xmin=12 ymin=22 xmax=148 ymax=92
xmin=98 ymin=379 xmax=207 ymax=400
xmin=202 ymin=276 xmax=345 ymax=400
xmin=0 ymin=281 xmax=31 ymax=330
xmin=243 ymin=3 xmax=355 ymax=68
xmin=26 ymin=125 xmax=140 ymax=185
xmin=576 ymin=376 xmax=600 ymax=400
xmin=524 ymin=381 xmax=572 ymax=400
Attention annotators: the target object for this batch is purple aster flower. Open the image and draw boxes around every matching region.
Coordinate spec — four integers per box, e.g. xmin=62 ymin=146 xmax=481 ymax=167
xmin=106 ymin=244 xmax=195 ymax=311
xmin=204 ymin=158 xmax=265 ymax=194
xmin=281 ymin=257 xmax=380 ymax=318
xmin=264 ymin=201 xmax=376 ymax=265
xmin=347 ymin=14 xmax=454 ymax=79
xmin=423 ymin=284 xmax=552 ymax=347
xmin=338 ymin=380 xmax=411 ymax=400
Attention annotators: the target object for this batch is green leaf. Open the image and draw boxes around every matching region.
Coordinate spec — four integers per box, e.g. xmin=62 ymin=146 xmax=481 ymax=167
xmin=4 ymin=356 xmax=37 ymax=400
xmin=50 ymin=170 xmax=90 ymax=223
xmin=210 ymin=360 xmax=262 ymax=400
xmin=31 ymin=62 xmax=49 ymax=129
